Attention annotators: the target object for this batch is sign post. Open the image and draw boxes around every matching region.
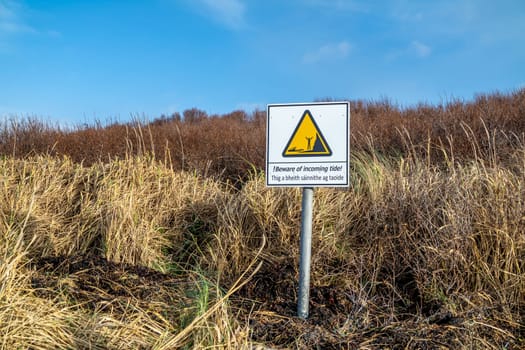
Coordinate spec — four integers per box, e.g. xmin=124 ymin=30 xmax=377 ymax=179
xmin=297 ymin=186 xmax=314 ymax=318
xmin=266 ymin=102 xmax=350 ymax=319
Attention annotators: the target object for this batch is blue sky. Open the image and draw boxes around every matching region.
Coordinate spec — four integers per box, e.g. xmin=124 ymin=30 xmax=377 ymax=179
xmin=1 ymin=0 xmax=524 ymax=126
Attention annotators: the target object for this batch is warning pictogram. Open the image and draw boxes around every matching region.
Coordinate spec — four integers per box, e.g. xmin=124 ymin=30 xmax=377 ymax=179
xmin=282 ymin=110 xmax=332 ymax=157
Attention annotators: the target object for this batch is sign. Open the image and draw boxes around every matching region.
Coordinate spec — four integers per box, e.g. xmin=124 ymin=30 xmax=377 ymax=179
xmin=266 ymin=102 xmax=350 ymax=187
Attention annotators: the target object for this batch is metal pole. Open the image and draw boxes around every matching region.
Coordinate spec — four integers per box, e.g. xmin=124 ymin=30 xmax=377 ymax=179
xmin=297 ymin=187 xmax=314 ymax=319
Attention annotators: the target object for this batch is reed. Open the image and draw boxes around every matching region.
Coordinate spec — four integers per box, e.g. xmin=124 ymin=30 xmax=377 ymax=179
xmin=0 ymin=138 xmax=523 ymax=347
xmin=0 ymin=89 xmax=524 ymax=348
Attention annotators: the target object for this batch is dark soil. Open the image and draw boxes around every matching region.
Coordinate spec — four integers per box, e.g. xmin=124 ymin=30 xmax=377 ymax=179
xmin=30 ymin=253 xmax=192 ymax=326
xmin=235 ymin=261 xmax=525 ymax=349
xmin=29 ymin=255 xmax=524 ymax=349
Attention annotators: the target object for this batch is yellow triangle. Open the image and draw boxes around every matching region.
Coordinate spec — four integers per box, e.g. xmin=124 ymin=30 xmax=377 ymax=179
xmin=282 ymin=110 xmax=332 ymax=157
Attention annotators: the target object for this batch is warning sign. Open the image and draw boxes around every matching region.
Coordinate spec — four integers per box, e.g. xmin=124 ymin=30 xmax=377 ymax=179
xmin=266 ymin=102 xmax=350 ymax=188
xmin=282 ymin=110 xmax=332 ymax=157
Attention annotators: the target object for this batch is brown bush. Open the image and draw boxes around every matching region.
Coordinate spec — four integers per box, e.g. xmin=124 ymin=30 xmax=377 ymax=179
xmin=1 ymin=89 xmax=524 ymax=181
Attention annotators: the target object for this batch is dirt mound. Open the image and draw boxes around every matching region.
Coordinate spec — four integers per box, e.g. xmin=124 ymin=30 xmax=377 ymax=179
xmin=28 ymin=255 xmax=524 ymax=349
xmin=236 ymin=261 xmax=524 ymax=349
xmin=236 ymin=261 xmax=354 ymax=348
xmin=30 ymin=254 xmax=191 ymax=326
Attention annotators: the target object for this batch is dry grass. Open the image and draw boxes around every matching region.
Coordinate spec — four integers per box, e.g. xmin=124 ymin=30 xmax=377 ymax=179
xmin=0 ymin=156 xmax=259 ymax=349
xmin=1 ymin=89 xmax=524 ymax=348
xmin=1 ymin=139 xmax=524 ymax=348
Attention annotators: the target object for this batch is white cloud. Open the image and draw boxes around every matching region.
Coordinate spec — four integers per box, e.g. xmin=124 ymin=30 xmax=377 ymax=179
xmin=0 ymin=2 xmax=14 ymax=19
xmin=0 ymin=0 xmax=35 ymax=36
xmin=303 ymin=0 xmax=369 ymax=13
xmin=46 ymin=29 xmax=61 ymax=38
xmin=0 ymin=1 xmax=59 ymax=51
xmin=386 ymin=40 xmax=432 ymax=61
xmin=411 ymin=40 xmax=431 ymax=58
xmin=303 ymin=41 xmax=352 ymax=64
xmin=0 ymin=19 xmax=33 ymax=34
xmin=392 ymin=11 xmax=423 ymax=22
xmin=195 ymin=0 xmax=246 ymax=29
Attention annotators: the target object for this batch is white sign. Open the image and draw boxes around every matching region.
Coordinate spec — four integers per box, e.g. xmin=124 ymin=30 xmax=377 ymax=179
xmin=266 ymin=102 xmax=350 ymax=187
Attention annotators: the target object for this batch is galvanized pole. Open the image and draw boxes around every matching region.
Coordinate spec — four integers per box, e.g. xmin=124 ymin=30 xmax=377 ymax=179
xmin=297 ymin=187 xmax=314 ymax=319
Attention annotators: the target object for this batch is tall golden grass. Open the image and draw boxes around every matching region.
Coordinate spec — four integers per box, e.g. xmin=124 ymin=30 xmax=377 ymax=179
xmin=1 ymin=90 xmax=524 ymax=348
xmin=1 ymin=135 xmax=524 ymax=348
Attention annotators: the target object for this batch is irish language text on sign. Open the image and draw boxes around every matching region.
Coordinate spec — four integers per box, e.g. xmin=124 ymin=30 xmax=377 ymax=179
xmin=266 ymin=102 xmax=350 ymax=187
